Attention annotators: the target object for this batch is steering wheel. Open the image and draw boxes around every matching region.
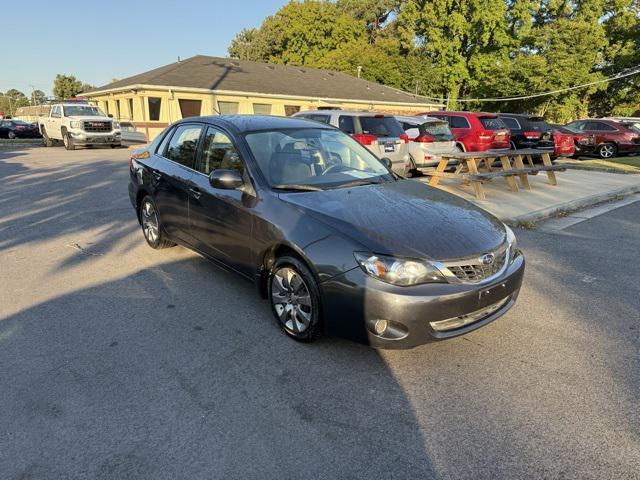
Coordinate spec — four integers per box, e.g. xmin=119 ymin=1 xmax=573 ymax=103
xmin=322 ymin=163 xmax=350 ymax=175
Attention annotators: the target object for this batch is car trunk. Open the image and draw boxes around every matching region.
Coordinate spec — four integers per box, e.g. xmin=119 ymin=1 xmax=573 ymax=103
xmin=523 ymin=117 xmax=555 ymax=150
xmin=357 ymin=116 xmax=406 ymax=159
xmin=478 ymin=116 xmax=510 ymax=148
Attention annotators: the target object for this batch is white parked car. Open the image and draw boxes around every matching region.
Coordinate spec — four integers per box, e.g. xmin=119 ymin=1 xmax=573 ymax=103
xmin=395 ymin=116 xmax=461 ymax=169
xmin=293 ymin=110 xmax=411 ymax=175
xmin=119 ymin=121 xmax=147 ymax=144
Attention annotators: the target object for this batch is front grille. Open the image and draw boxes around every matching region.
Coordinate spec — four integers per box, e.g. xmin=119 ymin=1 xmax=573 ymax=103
xmin=83 ymin=121 xmax=112 ymax=132
xmin=445 ymin=248 xmax=507 ymax=283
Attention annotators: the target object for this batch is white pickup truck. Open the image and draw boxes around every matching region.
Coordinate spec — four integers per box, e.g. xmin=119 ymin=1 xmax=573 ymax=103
xmin=39 ymin=103 xmax=121 ymax=150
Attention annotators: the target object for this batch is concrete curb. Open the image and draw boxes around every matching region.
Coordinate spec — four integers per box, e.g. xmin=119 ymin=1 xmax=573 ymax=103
xmin=501 ymin=183 xmax=640 ymax=226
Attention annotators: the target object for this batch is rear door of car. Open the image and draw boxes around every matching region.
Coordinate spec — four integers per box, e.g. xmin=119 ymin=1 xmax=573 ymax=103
xmin=151 ymin=123 xmax=204 ymax=245
xmin=443 ymin=114 xmax=472 ymax=143
xmin=188 ymin=125 xmax=255 ymax=276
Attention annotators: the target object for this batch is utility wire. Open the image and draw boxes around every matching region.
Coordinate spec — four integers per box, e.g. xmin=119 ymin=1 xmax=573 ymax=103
xmin=407 ymin=66 xmax=640 ymax=103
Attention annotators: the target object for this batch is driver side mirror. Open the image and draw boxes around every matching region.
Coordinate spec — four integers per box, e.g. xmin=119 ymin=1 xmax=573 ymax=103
xmin=381 ymin=157 xmax=393 ymax=170
xmin=209 ymin=169 xmax=244 ymax=189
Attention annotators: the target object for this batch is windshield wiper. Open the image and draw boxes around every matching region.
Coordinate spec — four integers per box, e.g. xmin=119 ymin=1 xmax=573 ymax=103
xmin=271 ymin=184 xmax=324 ymax=192
xmin=334 ymin=179 xmax=385 ymax=189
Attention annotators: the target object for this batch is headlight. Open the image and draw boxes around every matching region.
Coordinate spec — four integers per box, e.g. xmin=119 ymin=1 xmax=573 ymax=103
xmin=70 ymin=120 xmax=82 ymax=129
xmin=505 ymin=225 xmax=519 ymax=262
xmin=112 ymin=121 xmax=120 ymax=129
xmin=354 ymin=252 xmax=446 ymax=286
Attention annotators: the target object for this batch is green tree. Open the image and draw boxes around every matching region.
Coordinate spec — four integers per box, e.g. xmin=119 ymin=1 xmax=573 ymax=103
xmin=53 ymin=74 xmax=83 ymax=99
xmin=31 ymin=89 xmax=46 ymax=105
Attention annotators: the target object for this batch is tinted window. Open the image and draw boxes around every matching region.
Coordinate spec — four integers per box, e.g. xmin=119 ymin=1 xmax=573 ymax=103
xmin=501 ymin=117 xmax=521 ymax=130
xmin=590 ymin=122 xmax=617 ymax=131
xmin=338 ymin=115 xmax=356 ymax=134
xmin=359 ymin=116 xmax=404 ymax=137
xmin=165 ymin=124 xmax=203 ymax=169
xmin=148 ymin=97 xmax=161 ymax=121
xmin=305 ymin=114 xmax=331 ymax=124
xmin=448 ymin=116 xmax=470 ymax=128
xmin=479 ymin=116 xmax=507 ymax=130
xmin=566 ymin=121 xmax=585 ymax=131
xmin=423 ymin=122 xmax=454 ymax=140
xmin=198 ymin=127 xmax=244 ymax=176
xmin=156 ymin=127 xmax=174 ymax=155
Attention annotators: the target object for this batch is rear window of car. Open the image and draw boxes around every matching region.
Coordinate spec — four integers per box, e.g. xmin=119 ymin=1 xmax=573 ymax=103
xmin=303 ymin=114 xmax=331 ymax=125
xmin=526 ymin=118 xmax=553 ymax=132
xmin=359 ymin=116 xmax=404 ymax=137
xmin=423 ymin=122 xmax=454 ymax=141
xmin=479 ymin=116 xmax=507 ymax=130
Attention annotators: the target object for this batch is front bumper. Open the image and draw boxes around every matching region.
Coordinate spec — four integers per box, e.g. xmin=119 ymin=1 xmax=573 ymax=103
xmin=320 ymin=253 xmax=525 ymax=349
xmin=68 ymin=129 xmax=121 ymax=145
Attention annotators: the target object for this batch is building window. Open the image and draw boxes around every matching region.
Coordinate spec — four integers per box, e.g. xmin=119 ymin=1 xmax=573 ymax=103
xmin=178 ymin=99 xmax=202 ymax=118
xmin=128 ymin=98 xmax=134 ymax=120
xmin=285 ymin=105 xmax=301 ymax=116
xmin=103 ymin=102 xmax=109 ymax=116
xmin=148 ymin=97 xmax=162 ymax=121
xmin=115 ymin=100 xmax=121 ymax=119
xmin=253 ymin=103 xmax=272 ymax=115
xmin=217 ymin=101 xmax=239 ymax=115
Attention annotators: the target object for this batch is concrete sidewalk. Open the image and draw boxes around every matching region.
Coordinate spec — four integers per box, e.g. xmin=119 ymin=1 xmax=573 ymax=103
xmin=419 ymin=169 xmax=640 ymax=224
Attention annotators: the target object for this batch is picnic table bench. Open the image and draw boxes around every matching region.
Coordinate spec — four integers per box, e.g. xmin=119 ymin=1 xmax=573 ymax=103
xmin=423 ymin=148 xmax=566 ymax=200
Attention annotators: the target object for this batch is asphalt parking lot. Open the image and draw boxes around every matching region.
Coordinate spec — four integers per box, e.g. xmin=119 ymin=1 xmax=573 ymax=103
xmin=1 ymin=145 xmax=639 ymax=479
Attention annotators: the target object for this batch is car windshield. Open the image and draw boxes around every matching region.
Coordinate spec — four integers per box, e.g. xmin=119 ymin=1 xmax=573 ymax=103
xmin=422 ymin=121 xmax=454 ymax=140
xmin=63 ymin=105 xmax=106 ymax=117
xmin=479 ymin=116 xmax=507 ymax=130
xmin=622 ymin=122 xmax=640 ymax=133
xmin=244 ymin=128 xmax=394 ymax=190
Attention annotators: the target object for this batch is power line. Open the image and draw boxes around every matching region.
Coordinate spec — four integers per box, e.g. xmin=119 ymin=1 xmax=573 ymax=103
xmin=410 ymin=66 xmax=640 ymax=103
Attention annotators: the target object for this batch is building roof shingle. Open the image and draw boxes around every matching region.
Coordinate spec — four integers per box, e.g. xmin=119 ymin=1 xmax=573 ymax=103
xmin=85 ymin=55 xmax=436 ymax=106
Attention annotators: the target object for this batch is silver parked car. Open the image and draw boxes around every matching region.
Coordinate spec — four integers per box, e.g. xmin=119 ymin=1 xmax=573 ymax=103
xmin=396 ymin=116 xmax=461 ymax=169
xmin=293 ymin=110 xmax=411 ymax=175
xmin=119 ymin=121 xmax=147 ymax=144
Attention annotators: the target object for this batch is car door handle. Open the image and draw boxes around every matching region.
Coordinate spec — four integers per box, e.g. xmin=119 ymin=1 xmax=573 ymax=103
xmin=151 ymin=171 xmax=162 ymax=182
xmin=189 ymin=187 xmax=202 ymax=199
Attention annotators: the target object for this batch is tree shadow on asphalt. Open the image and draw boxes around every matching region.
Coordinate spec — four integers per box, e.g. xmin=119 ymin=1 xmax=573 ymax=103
xmin=0 ymin=148 xmax=137 ymax=267
xmin=0 ymin=257 xmax=438 ymax=480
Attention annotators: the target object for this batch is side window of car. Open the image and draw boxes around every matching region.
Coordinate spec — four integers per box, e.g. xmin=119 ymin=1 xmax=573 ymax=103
xmin=501 ymin=117 xmax=520 ymax=130
xmin=198 ymin=126 xmax=244 ymax=176
xmin=338 ymin=116 xmax=356 ymax=134
xmin=449 ymin=116 xmax=470 ymax=129
xmin=156 ymin=127 xmax=175 ymax=155
xmin=567 ymin=121 xmax=585 ymax=131
xmin=165 ymin=124 xmax=203 ymax=169
xmin=592 ymin=122 xmax=617 ymax=131
xmin=51 ymin=106 xmax=61 ymax=118
xmin=306 ymin=114 xmax=331 ymax=125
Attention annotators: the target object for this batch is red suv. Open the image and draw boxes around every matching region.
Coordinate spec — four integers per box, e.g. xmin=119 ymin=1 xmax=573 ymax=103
xmin=565 ymin=119 xmax=640 ymax=159
xmin=419 ymin=111 xmax=510 ymax=152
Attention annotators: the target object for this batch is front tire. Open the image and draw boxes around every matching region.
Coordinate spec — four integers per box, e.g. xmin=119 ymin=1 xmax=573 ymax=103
xmin=63 ymin=132 xmax=75 ymax=151
xmin=41 ymin=127 xmax=54 ymax=147
xmin=269 ymin=256 xmax=321 ymax=342
xmin=7 ymin=131 xmax=16 ymax=140
xmin=597 ymin=143 xmax=617 ymax=159
xmin=139 ymin=196 xmax=175 ymax=249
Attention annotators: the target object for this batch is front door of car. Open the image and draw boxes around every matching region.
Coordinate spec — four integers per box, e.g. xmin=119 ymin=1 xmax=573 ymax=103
xmin=151 ymin=123 xmax=204 ymax=245
xmin=188 ymin=125 xmax=255 ymax=277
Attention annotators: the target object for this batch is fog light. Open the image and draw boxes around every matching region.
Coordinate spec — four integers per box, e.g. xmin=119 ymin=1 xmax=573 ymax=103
xmin=374 ymin=319 xmax=388 ymax=335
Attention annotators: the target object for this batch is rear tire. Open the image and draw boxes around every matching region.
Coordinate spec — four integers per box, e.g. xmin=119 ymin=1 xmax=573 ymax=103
xmin=7 ymin=131 xmax=16 ymax=140
xmin=139 ymin=195 xmax=175 ymax=249
xmin=268 ymin=255 xmax=322 ymax=342
xmin=597 ymin=143 xmax=617 ymax=159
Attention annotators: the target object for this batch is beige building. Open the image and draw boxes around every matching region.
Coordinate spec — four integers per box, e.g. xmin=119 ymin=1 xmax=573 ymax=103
xmin=80 ymin=55 xmax=442 ymax=141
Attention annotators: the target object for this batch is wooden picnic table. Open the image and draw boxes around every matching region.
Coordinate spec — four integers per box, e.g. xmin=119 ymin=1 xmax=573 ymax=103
xmin=424 ymin=148 xmax=565 ymax=200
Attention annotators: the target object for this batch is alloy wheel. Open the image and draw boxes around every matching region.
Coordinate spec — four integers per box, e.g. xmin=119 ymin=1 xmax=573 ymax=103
xmin=8 ymin=131 xmax=16 ymax=139
xmin=600 ymin=144 xmax=615 ymax=158
xmin=271 ymin=267 xmax=313 ymax=334
xmin=141 ymin=201 xmax=160 ymax=244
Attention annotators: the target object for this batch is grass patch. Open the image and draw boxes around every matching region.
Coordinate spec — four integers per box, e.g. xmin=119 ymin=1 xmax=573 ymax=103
xmin=576 ymin=156 xmax=640 ymax=172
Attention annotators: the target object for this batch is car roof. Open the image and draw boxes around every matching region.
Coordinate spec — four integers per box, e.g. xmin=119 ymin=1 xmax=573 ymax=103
xmin=396 ymin=115 xmax=444 ymax=124
xmin=497 ymin=113 xmax=545 ymax=120
xmin=421 ymin=111 xmax=499 ymax=118
xmin=298 ymin=110 xmax=395 ymax=117
xmin=178 ymin=115 xmax=336 ymax=133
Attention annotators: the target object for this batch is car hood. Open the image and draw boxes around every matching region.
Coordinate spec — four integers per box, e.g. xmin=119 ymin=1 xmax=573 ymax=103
xmin=279 ymin=179 xmax=507 ymax=260
xmin=67 ymin=116 xmax=112 ymax=122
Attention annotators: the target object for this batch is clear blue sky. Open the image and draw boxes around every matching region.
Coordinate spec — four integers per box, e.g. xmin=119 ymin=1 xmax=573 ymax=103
xmin=2 ymin=0 xmax=287 ymax=96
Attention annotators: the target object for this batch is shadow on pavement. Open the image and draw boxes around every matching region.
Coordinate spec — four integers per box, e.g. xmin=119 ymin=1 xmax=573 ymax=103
xmin=0 ymin=257 xmax=437 ymax=479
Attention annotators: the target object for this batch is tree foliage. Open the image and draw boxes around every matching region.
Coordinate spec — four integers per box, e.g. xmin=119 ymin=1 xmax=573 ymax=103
xmin=53 ymin=74 xmax=83 ymax=99
xmin=228 ymin=0 xmax=640 ymax=120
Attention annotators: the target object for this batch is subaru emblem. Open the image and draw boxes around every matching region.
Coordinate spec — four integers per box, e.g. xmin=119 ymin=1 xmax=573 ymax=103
xmin=479 ymin=253 xmax=495 ymax=265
